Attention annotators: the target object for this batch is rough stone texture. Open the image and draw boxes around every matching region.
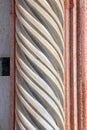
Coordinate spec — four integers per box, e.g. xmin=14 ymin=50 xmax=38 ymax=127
xmin=0 ymin=0 xmax=10 ymax=130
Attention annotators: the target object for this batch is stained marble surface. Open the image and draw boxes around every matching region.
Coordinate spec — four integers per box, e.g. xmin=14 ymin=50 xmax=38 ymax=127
xmin=0 ymin=0 xmax=10 ymax=130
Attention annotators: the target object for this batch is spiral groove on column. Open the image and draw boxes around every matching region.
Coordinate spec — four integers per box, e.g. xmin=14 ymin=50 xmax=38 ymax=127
xmin=15 ymin=0 xmax=64 ymax=130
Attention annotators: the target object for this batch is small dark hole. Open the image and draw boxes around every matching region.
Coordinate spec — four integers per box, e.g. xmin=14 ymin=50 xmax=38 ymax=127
xmin=0 ymin=57 xmax=10 ymax=76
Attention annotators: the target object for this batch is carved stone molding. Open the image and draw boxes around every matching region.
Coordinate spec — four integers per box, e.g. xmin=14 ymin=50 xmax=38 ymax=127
xmin=10 ymin=0 xmax=87 ymax=130
xmin=15 ymin=0 xmax=64 ymax=130
xmin=64 ymin=0 xmax=87 ymax=130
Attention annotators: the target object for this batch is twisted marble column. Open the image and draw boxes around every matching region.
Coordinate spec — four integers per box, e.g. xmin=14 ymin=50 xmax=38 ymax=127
xmin=15 ymin=0 xmax=64 ymax=130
